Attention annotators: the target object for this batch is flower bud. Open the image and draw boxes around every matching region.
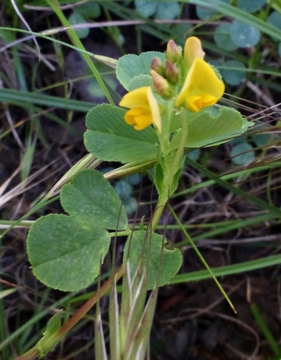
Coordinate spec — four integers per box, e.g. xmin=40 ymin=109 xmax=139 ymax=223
xmin=151 ymin=57 xmax=165 ymax=76
xmin=151 ymin=69 xmax=171 ymax=99
xmin=166 ymin=39 xmax=182 ymax=64
xmin=184 ymin=37 xmax=205 ymax=69
xmin=164 ymin=60 xmax=179 ymax=84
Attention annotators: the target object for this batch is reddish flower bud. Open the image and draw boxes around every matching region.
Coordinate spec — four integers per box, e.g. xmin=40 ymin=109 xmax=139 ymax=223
xmin=164 ymin=60 xmax=179 ymax=84
xmin=151 ymin=69 xmax=171 ymax=99
xmin=151 ymin=57 xmax=165 ymax=76
xmin=166 ymin=39 xmax=182 ymax=63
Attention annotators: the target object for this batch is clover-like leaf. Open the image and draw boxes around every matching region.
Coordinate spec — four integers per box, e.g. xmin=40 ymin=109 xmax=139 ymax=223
xmin=61 ymin=169 xmax=128 ymax=230
xmin=116 ymin=52 xmax=165 ymax=90
xmin=171 ymin=107 xmax=254 ymax=149
xmin=123 ymin=230 xmax=182 ymax=289
xmin=27 ymin=214 xmax=110 ymax=291
xmin=84 ymin=104 xmax=159 ymax=163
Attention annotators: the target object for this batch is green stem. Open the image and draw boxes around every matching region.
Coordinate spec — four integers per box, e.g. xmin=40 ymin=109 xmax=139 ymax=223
xmin=151 ymin=193 xmax=168 ymax=231
xmin=15 ymin=266 xmax=124 ymax=360
xmin=152 ymin=106 xmax=187 ymax=231
xmin=170 ymin=110 xmax=187 ymax=178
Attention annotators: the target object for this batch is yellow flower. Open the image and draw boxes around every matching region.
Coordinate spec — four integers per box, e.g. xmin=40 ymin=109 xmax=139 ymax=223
xmin=119 ymin=87 xmax=161 ymax=132
xmin=176 ymin=57 xmax=225 ymax=112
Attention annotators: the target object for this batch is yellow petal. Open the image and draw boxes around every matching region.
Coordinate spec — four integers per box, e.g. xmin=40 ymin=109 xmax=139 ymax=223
xmin=176 ymin=58 xmax=225 ymax=111
xmin=124 ymin=108 xmax=145 ymax=125
xmin=120 ymin=87 xmax=162 ymax=132
xmin=124 ymin=108 xmax=153 ymax=130
xmin=132 ymin=114 xmax=153 ymax=130
xmin=147 ymin=87 xmax=162 ymax=133
xmin=185 ymin=94 xmax=218 ymax=112
xmin=184 ymin=37 xmax=205 ymax=68
xmin=119 ymin=87 xmax=150 ymax=109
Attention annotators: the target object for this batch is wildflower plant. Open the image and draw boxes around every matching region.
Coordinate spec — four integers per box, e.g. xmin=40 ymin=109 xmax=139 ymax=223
xmin=24 ymin=37 xmax=253 ymax=359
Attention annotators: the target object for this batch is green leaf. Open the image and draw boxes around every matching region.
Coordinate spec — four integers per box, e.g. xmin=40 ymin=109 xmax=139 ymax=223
xmin=134 ymin=0 xmax=158 ymax=17
xmin=184 ymin=107 xmax=254 ymax=148
xmin=189 ymin=0 xmax=281 ymax=41
xmin=116 ymin=52 xmax=165 ymax=90
xmin=214 ymin=23 xmax=238 ymax=51
xmin=114 ymin=179 xmax=133 ymax=199
xmin=196 ymin=5 xmax=216 ymax=20
xmin=267 ymin=11 xmax=281 ymax=31
xmin=128 ymin=74 xmax=153 ymax=91
xmin=230 ymin=20 xmax=261 ymax=47
xmin=37 ymin=312 xmax=62 ymax=357
xmin=230 ymin=142 xmax=255 ymax=165
xmin=156 ymin=1 xmax=181 ymax=19
xmin=76 ymin=1 xmax=101 ymax=18
xmin=122 ymin=196 xmax=138 ymax=214
xmin=196 ymin=0 xmax=230 ymax=20
xmin=221 ymin=60 xmax=246 ymax=86
xmin=61 ymin=169 xmax=128 ymax=230
xmin=84 ymin=104 xmax=159 ymax=163
xmin=27 ymin=214 xmax=111 ymax=291
xmin=68 ymin=12 xmax=89 ymax=39
xmin=252 ymin=133 xmax=272 ymax=147
xmin=237 ymin=0 xmax=266 ymax=13
xmin=123 ymin=231 xmax=182 ymax=289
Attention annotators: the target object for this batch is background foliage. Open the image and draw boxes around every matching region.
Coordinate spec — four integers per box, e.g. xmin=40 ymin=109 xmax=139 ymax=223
xmin=1 ymin=0 xmax=281 ymax=359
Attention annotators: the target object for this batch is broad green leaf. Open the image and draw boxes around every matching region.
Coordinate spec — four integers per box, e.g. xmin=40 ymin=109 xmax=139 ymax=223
xmin=128 ymin=74 xmax=152 ymax=91
xmin=27 ymin=214 xmax=110 ymax=291
xmin=123 ymin=231 xmax=182 ymax=289
xmin=184 ymin=107 xmax=254 ymax=148
xmin=231 ymin=20 xmax=261 ymax=47
xmin=61 ymin=169 xmax=128 ymax=230
xmin=116 ymin=52 xmax=165 ymax=90
xmin=214 ymin=23 xmax=238 ymax=51
xmin=84 ymin=104 xmax=159 ymax=163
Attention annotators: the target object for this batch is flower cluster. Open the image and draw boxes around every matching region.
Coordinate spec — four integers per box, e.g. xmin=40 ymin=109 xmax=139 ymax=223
xmin=119 ymin=37 xmax=225 ymax=132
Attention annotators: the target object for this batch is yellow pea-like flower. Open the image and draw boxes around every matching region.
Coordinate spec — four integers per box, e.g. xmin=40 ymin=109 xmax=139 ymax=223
xmin=176 ymin=57 xmax=225 ymax=112
xmin=119 ymin=87 xmax=162 ymax=132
